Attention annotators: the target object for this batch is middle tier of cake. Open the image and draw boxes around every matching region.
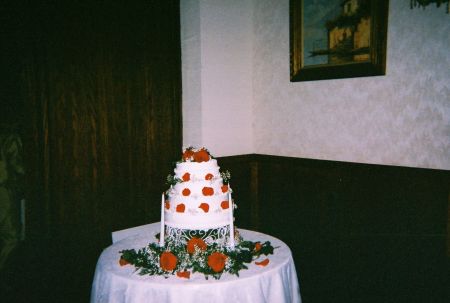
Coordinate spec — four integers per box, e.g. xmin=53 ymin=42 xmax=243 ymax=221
xmin=165 ymin=183 xmax=231 ymax=229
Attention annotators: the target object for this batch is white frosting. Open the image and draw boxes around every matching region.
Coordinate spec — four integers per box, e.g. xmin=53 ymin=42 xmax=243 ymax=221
xmin=165 ymin=210 xmax=231 ymax=229
xmin=164 ymin=158 xmax=232 ymax=230
xmin=172 ymin=179 xmax=224 ymax=198
xmin=174 ymin=159 xmax=220 ymax=180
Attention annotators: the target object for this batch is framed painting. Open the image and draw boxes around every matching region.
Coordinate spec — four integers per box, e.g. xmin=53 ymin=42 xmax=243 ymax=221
xmin=290 ymin=0 xmax=389 ymax=82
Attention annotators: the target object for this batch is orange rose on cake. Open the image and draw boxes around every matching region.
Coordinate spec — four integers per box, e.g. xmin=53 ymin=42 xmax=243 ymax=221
xmin=182 ymin=172 xmax=190 ymax=181
xmin=220 ymin=200 xmax=229 ymax=209
xmin=182 ymin=148 xmax=194 ymax=161
xmin=176 ymin=203 xmax=185 ymax=213
xmin=199 ymin=203 xmax=209 ymax=213
xmin=182 ymin=188 xmax=191 ymax=196
xmin=202 ymin=187 xmax=214 ymax=196
xmin=221 ymin=185 xmax=228 ymax=193
xmin=193 ymin=148 xmax=210 ymax=162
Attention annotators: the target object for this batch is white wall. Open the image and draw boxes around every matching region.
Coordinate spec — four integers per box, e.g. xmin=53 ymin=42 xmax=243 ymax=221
xmin=181 ymin=0 xmax=450 ymax=170
xmin=181 ymin=0 xmax=254 ymax=157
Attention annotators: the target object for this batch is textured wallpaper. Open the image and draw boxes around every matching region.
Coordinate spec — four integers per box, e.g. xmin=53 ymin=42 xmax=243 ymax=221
xmin=181 ymin=0 xmax=449 ymax=169
xmin=252 ymin=0 xmax=450 ymax=170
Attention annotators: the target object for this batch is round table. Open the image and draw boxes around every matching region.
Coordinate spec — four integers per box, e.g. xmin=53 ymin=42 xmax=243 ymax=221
xmin=90 ymin=223 xmax=301 ymax=303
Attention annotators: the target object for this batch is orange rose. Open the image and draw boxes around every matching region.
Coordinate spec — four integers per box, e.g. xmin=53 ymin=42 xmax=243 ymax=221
xmin=119 ymin=257 xmax=129 ymax=266
xmin=207 ymin=252 xmax=227 ymax=273
xmin=160 ymin=251 xmax=177 ymax=271
xmin=182 ymin=172 xmax=190 ymax=181
xmin=165 ymin=201 xmax=170 ymax=209
xmin=193 ymin=149 xmax=210 ymax=162
xmin=205 ymin=173 xmax=213 ymax=180
xmin=176 ymin=271 xmax=191 ymax=279
xmin=186 ymin=237 xmax=207 ymax=254
xmin=199 ymin=203 xmax=209 ymax=213
xmin=254 ymin=242 xmax=262 ymax=252
xmin=176 ymin=203 xmax=185 ymax=213
xmin=255 ymin=258 xmax=270 ymax=267
xmin=202 ymin=187 xmax=214 ymax=196
xmin=221 ymin=185 xmax=228 ymax=193
xmin=182 ymin=188 xmax=191 ymax=196
xmin=182 ymin=149 xmax=194 ymax=161
xmin=220 ymin=201 xmax=229 ymax=209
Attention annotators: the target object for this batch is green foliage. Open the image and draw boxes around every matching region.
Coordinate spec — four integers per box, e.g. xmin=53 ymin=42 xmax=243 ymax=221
xmin=166 ymin=174 xmax=181 ymax=186
xmin=120 ymin=239 xmax=275 ymax=280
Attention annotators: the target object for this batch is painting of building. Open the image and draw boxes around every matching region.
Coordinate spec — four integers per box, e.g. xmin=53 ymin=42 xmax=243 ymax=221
xmin=310 ymin=0 xmax=371 ymax=64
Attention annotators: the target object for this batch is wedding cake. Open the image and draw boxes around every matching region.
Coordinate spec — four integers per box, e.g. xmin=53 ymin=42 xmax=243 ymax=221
xmin=160 ymin=147 xmax=235 ymax=248
xmin=120 ymin=147 xmax=274 ymax=279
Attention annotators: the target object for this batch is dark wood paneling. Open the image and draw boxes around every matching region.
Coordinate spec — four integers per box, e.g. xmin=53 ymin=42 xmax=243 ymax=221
xmin=216 ymin=155 xmax=257 ymax=230
xmin=1 ymin=1 xmax=181 ymax=302
xmin=21 ymin=0 xmax=182 ymax=244
xmin=218 ymin=154 xmax=450 ymax=302
xmin=255 ymin=155 xmax=449 ymax=236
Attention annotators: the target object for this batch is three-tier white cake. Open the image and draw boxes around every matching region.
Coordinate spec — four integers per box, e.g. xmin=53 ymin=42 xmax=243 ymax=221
xmin=160 ymin=147 xmax=235 ymax=248
xmin=119 ymin=146 xmax=275 ymax=278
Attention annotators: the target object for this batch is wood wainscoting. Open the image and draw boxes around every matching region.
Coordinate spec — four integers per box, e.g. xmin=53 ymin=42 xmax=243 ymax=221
xmin=218 ymin=154 xmax=450 ymax=302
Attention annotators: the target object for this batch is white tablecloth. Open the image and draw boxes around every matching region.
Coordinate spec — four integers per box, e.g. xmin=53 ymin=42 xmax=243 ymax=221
xmin=91 ymin=223 xmax=301 ymax=303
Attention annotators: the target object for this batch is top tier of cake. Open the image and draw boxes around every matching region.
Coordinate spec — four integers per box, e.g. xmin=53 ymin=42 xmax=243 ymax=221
xmin=164 ymin=148 xmax=232 ymax=230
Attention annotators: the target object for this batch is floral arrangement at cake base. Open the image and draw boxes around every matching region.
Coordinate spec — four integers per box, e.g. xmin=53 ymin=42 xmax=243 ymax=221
xmin=119 ymin=237 xmax=275 ymax=280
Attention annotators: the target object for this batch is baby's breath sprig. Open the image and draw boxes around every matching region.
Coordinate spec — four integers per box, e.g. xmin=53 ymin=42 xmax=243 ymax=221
xmin=220 ymin=170 xmax=231 ymax=183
